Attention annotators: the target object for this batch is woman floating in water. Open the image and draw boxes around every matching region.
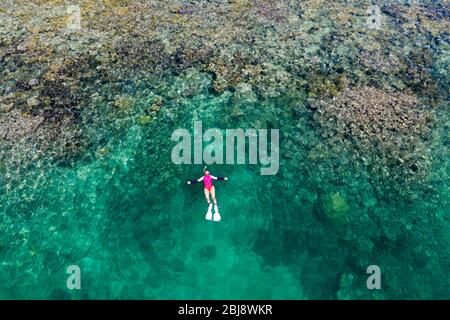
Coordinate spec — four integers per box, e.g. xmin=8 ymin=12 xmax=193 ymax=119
xmin=187 ymin=169 xmax=228 ymax=221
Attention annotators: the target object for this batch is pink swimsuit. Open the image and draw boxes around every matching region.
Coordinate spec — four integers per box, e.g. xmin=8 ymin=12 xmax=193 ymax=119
xmin=189 ymin=174 xmax=225 ymax=190
xmin=203 ymin=175 xmax=213 ymax=191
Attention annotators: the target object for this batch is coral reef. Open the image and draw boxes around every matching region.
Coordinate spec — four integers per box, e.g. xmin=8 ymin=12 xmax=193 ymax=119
xmin=312 ymin=86 xmax=436 ymax=196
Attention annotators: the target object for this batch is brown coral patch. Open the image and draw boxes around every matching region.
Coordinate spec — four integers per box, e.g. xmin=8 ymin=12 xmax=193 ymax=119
xmin=313 ymin=86 xmax=435 ymax=195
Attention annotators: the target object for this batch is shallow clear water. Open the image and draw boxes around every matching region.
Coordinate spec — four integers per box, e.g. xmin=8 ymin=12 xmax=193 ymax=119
xmin=0 ymin=86 xmax=448 ymax=299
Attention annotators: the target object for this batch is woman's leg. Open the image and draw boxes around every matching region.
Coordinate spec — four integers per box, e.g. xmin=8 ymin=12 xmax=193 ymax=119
xmin=204 ymin=188 xmax=213 ymax=220
xmin=210 ymin=187 xmax=217 ymax=205
xmin=204 ymin=188 xmax=211 ymax=204
xmin=211 ymin=187 xmax=220 ymax=221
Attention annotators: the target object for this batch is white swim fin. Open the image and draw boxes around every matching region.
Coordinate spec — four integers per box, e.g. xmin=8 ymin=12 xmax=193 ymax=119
xmin=213 ymin=205 xmax=221 ymax=222
xmin=205 ymin=203 xmax=213 ymax=220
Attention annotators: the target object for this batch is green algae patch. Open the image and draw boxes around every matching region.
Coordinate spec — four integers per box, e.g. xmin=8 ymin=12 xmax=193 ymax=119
xmin=322 ymin=192 xmax=350 ymax=221
xmin=113 ymin=95 xmax=135 ymax=110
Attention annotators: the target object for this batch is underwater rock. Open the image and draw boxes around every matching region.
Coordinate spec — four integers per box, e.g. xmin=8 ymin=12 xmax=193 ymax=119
xmin=26 ymin=96 xmax=40 ymax=108
xmin=113 ymin=95 xmax=134 ymax=110
xmin=171 ymin=69 xmax=212 ymax=98
xmin=0 ymin=103 xmax=14 ymax=113
xmin=233 ymin=83 xmax=258 ymax=103
xmin=137 ymin=115 xmax=152 ymax=125
xmin=322 ymin=192 xmax=349 ymax=221
xmin=28 ymin=78 xmax=39 ymax=87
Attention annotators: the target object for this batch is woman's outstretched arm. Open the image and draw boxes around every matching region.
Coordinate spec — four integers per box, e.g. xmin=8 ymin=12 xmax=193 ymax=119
xmin=187 ymin=176 xmax=204 ymax=185
xmin=210 ymin=175 xmax=228 ymax=181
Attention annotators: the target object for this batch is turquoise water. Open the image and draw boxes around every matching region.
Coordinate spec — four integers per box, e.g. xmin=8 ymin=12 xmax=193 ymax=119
xmin=0 ymin=83 xmax=448 ymax=299
xmin=0 ymin=89 xmax=305 ymax=299
xmin=0 ymin=1 xmax=449 ymax=300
